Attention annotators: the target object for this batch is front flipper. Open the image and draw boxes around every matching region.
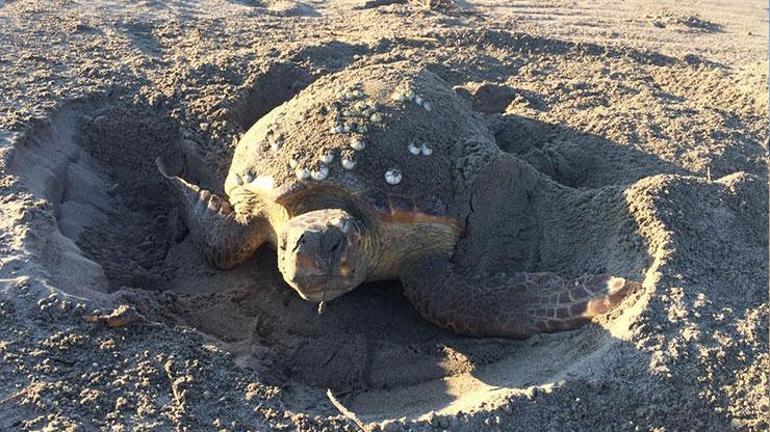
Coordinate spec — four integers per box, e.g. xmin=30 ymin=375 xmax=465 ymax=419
xmin=156 ymin=158 xmax=270 ymax=269
xmin=400 ymin=253 xmax=640 ymax=338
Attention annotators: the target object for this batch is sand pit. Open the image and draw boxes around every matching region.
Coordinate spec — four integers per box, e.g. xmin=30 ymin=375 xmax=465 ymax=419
xmin=6 ymin=87 xmax=648 ymax=422
xmin=0 ymin=1 xmax=767 ymax=431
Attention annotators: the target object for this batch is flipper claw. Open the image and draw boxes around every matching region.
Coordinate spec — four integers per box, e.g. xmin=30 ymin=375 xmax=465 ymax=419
xmin=156 ymin=158 xmax=269 ymax=269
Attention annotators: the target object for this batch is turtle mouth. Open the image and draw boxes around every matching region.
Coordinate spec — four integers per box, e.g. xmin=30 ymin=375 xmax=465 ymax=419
xmin=285 ymin=274 xmax=352 ymax=303
xmin=293 ymin=288 xmax=345 ymax=304
xmin=279 ymin=250 xmax=359 ymax=301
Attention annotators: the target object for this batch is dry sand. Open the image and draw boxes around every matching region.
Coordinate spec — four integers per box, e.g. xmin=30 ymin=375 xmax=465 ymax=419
xmin=0 ymin=0 xmax=767 ymax=431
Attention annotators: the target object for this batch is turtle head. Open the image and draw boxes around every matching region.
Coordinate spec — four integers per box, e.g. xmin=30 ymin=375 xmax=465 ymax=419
xmin=278 ymin=209 xmax=369 ymax=303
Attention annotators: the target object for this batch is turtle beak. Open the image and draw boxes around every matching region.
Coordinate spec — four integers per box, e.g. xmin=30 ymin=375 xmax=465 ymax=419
xmin=278 ymin=210 xmax=369 ymax=303
xmin=286 ymin=276 xmax=346 ymax=303
xmin=281 ymin=251 xmax=345 ymax=302
xmin=292 ymin=254 xmax=325 ymax=277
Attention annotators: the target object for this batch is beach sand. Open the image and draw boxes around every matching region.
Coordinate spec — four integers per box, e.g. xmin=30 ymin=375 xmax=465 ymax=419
xmin=0 ymin=0 xmax=767 ymax=430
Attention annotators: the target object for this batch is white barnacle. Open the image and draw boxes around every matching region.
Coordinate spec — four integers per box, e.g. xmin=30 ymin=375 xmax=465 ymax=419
xmin=385 ymin=168 xmax=402 ymax=185
xmin=311 ymin=164 xmax=329 ymax=181
xmin=420 ymin=142 xmax=433 ymax=156
xmin=288 ymin=158 xmax=299 ymax=168
xmin=207 ymin=198 xmax=220 ymax=212
xmin=243 ymin=173 xmax=254 ymax=183
xmin=251 ymin=175 xmax=275 ymax=193
xmin=391 ymin=91 xmax=406 ymax=102
xmin=320 ymin=152 xmax=334 ymax=164
xmin=352 ymin=90 xmax=364 ymax=99
xmin=408 ymin=141 xmax=421 ymax=155
xmin=341 ymin=158 xmax=356 ymax=170
xmin=358 ymin=124 xmax=368 ymax=133
xmin=423 ymin=102 xmax=432 ymax=111
xmin=295 ymin=167 xmax=310 ymax=180
xmin=343 ymin=123 xmax=351 ymax=133
xmin=414 ymin=95 xmax=424 ymax=106
xmin=350 ymin=137 xmax=365 ymax=151
xmin=270 ymin=141 xmax=281 ymax=151
xmin=370 ymin=112 xmax=382 ymax=123
xmin=404 ymin=89 xmax=415 ymax=100
xmin=342 ymin=110 xmax=352 ymax=117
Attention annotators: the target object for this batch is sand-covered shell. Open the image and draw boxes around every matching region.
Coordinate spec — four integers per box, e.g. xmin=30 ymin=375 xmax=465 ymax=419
xmin=225 ymin=62 xmax=496 ymax=220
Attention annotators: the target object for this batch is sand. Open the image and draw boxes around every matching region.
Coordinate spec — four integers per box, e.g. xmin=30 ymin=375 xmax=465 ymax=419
xmin=0 ymin=0 xmax=767 ymax=431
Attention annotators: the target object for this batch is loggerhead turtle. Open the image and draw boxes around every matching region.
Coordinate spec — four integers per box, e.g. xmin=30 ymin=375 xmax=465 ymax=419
xmin=156 ymin=63 xmax=639 ymax=338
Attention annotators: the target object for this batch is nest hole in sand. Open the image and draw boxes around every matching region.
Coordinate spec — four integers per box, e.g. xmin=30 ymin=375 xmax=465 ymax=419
xmin=9 ymin=93 xmax=642 ymax=422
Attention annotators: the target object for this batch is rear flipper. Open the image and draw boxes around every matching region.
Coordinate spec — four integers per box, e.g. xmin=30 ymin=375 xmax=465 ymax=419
xmin=400 ymin=253 xmax=640 ymax=338
xmin=156 ymin=158 xmax=269 ymax=269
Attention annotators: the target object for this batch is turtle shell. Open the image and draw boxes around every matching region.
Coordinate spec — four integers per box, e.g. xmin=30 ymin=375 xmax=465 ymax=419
xmin=225 ymin=62 xmax=497 ymax=223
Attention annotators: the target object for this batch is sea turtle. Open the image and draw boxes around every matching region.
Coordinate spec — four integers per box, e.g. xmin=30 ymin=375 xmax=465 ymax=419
xmin=156 ymin=63 xmax=639 ymax=338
